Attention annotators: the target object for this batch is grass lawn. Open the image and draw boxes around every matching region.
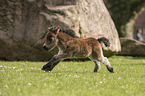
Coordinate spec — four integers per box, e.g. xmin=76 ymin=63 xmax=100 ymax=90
xmin=0 ymin=56 xmax=145 ymax=96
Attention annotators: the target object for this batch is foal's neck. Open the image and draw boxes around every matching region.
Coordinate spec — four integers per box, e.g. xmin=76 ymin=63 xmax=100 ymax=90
xmin=56 ymin=32 xmax=74 ymax=51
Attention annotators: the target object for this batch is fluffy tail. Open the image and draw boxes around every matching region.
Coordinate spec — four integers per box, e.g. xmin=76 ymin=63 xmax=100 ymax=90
xmin=98 ymin=37 xmax=110 ymax=47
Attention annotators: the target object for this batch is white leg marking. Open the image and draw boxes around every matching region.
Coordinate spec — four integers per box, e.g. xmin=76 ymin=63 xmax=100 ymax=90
xmin=101 ymin=57 xmax=111 ymax=66
xmin=100 ymin=57 xmax=110 ymax=66
xmin=99 ymin=49 xmax=111 ymax=66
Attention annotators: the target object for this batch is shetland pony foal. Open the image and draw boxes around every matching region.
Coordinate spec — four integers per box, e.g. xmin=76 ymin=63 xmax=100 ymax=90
xmin=42 ymin=27 xmax=114 ymax=73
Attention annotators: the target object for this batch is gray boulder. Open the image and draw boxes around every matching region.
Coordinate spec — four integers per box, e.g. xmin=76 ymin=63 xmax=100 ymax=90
xmin=0 ymin=0 xmax=121 ymax=60
xmin=118 ymin=38 xmax=145 ymax=56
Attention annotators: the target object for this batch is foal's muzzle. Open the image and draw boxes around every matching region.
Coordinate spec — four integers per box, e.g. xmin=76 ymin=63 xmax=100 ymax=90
xmin=43 ymin=44 xmax=49 ymax=51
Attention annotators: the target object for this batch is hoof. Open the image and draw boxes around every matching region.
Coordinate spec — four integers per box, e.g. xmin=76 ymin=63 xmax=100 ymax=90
xmin=107 ymin=66 xmax=114 ymax=73
xmin=41 ymin=65 xmax=47 ymax=70
xmin=44 ymin=68 xmax=52 ymax=72
xmin=41 ymin=64 xmax=51 ymax=70
xmin=94 ymin=70 xmax=99 ymax=73
xmin=41 ymin=66 xmax=52 ymax=72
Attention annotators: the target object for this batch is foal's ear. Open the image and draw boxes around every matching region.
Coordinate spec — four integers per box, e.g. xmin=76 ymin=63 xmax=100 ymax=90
xmin=48 ymin=27 xmax=51 ymax=30
xmin=56 ymin=29 xmax=60 ymax=34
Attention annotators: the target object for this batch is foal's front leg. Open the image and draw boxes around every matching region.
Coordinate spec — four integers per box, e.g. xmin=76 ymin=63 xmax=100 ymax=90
xmin=42 ymin=53 xmax=68 ymax=71
xmin=41 ymin=59 xmax=61 ymax=71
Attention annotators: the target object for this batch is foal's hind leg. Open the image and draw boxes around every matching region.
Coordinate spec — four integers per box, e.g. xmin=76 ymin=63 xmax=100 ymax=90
xmin=92 ymin=48 xmax=114 ymax=73
xmin=89 ymin=57 xmax=100 ymax=72
xmin=93 ymin=60 xmax=100 ymax=72
xmin=99 ymin=57 xmax=114 ymax=73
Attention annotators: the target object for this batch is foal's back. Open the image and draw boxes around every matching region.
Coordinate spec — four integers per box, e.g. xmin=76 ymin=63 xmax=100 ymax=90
xmin=65 ymin=37 xmax=102 ymax=57
xmin=68 ymin=37 xmax=101 ymax=48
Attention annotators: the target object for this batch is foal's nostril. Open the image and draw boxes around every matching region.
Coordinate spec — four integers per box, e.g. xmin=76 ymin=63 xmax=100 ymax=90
xmin=43 ymin=45 xmax=48 ymax=50
xmin=42 ymin=45 xmax=48 ymax=51
xmin=42 ymin=45 xmax=45 ymax=48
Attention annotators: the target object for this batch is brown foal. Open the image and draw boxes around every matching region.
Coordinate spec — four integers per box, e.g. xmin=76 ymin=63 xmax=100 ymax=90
xmin=42 ymin=27 xmax=114 ymax=73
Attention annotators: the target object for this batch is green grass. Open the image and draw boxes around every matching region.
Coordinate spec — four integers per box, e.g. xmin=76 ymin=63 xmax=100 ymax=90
xmin=0 ymin=56 xmax=145 ymax=96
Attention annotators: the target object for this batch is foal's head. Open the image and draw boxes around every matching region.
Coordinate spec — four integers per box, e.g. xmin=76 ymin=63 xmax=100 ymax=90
xmin=43 ymin=27 xmax=60 ymax=51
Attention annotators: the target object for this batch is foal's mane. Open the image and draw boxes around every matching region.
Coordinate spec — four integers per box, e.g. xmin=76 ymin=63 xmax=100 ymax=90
xmin=49 ymin=26 xmax=78 ymax=38
xmin=59 ymin=28 xmax=78 ymax=38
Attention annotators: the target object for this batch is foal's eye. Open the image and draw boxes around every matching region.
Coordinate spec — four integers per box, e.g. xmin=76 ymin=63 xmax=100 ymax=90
xmin=49 ymin=37 xmax=54 ymax=41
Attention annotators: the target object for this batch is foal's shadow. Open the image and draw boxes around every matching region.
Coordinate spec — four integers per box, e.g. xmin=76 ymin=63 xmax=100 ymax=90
xmin=50 ymin=70 xmax=93 ymax=74
xmin=29 ymin=68 xmax=94 ymax=74
xmin=27 ymin=69 xmax=90 ymax=73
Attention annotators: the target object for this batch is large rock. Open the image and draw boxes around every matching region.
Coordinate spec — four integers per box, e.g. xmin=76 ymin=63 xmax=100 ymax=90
xmin=118 ymin=38 xmax=145 ymax=56
xmin=0 ymin=0 xmax=121 ymax=60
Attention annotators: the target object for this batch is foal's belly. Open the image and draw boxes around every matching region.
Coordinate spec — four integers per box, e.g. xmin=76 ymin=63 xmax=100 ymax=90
xmin=66 ymin=39 xmax=92 ymax=58
xmin=69 ymin=46 xmax=92 ymax=58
